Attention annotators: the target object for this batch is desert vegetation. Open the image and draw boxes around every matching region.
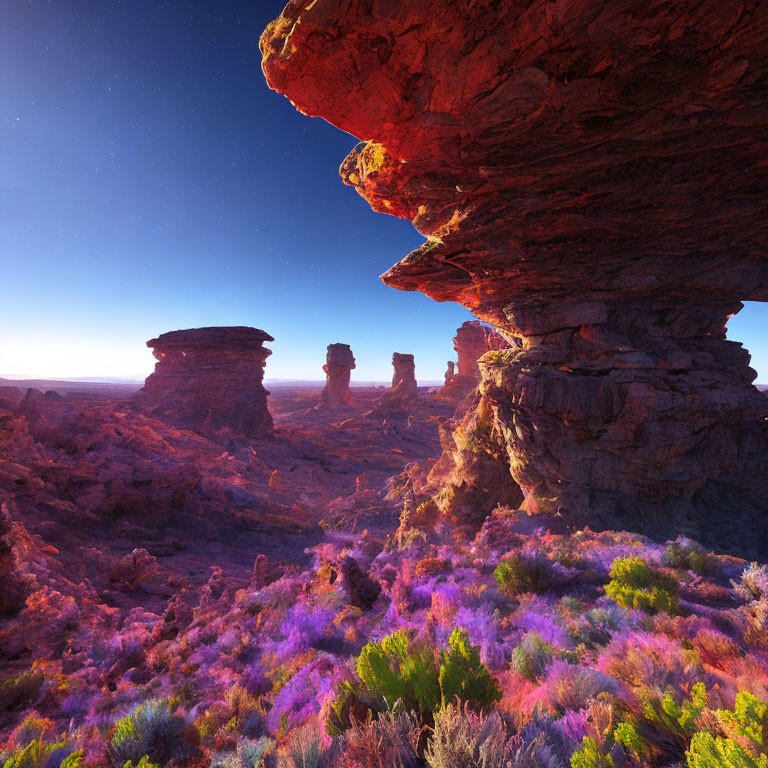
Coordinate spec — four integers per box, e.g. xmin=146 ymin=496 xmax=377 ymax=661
xmin=2 ymin=510 xmax=768 ymax=768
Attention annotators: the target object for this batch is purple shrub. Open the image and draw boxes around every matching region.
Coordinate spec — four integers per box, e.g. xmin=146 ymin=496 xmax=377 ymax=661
xmin=266 ymin=659 xmax=344 ymax=736
xmin=539 ymin=660 xmax=620 ymax=715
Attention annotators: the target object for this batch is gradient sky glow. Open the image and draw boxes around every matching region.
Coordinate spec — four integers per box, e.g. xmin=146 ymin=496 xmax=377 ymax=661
xmin=1 ymin=1 xmax=766 ymax=383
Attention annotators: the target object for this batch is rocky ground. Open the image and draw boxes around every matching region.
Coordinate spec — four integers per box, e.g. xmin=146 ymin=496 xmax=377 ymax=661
xmin=2 ymin=0 xmax=768 ymax=763
xmin=0 ymin=384 xmax=455 ymax=602
xmin=1 ymin=384 xmax=767 ymax=768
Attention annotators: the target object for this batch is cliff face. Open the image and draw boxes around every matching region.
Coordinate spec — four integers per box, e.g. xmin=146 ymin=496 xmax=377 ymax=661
xmin=135 ymin=326 xmax=274 ymax=438
xmin=262 ymin=0 xmax=768 ymax=553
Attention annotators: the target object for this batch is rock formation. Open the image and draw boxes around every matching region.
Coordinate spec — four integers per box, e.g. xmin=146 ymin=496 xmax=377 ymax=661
xmin=367 ymin=352 xmax=419 ymax=416
xmin=443 ymin=361 xmax=455 ymax=387
xmin=262 ymin=0 xmax=768 ymax=554
xmin=390 ymin=353 xmax=417 ymax=398
xmin=135 ymin=326 xmax=274 ymax=437
xmin=316 ymin=343 xmax=356 ymax=409
xmin=440 ymin=321 xmax=490 ymax=400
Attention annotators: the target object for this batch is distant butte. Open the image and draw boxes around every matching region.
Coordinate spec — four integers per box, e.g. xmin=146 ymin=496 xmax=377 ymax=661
xmin=134 ymin=326 xmax=274 ymax=438
xmin=262 ymin=0 xmax=768 ymax=554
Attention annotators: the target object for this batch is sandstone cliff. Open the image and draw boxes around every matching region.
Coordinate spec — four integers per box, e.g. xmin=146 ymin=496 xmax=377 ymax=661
xmin=262 ymin=0 xmax=768 ymax=554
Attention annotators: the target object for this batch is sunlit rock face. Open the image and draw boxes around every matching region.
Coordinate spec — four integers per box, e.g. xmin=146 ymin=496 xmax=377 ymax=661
xmin=316 ymin=343 xmax=356 ymax=409
xmin=262 ymin=0 xmax=768 ymax=553
xmin=135 ymin=326 xmax=274 ymax=437
xmin=368 ymin=351 xmax=419 ymax=415
xmin=440 ymin=321 xmax=490 ymax=401
xmin=390 ymin=353 xmax=417 ymax=398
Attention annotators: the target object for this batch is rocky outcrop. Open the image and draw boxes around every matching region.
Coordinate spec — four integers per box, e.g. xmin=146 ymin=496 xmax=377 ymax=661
xmin=135 ymin=326 xmax=274 ymax=438
xmin=316 ymin=343 xmax=356 ymax=409
xmin=439 ymin=321 xmax=490 ymax=401
xmin=443 ymin=361 xmax=455 ymax=387
xmin=339 ymin=555 xmax=381 ymax=610
xmin=262 ymin=0 xmax=768 ymax=554
xmin=390 ymin=353 xmax=417 ymax=398
xmin=367 ymin=352 xmax=419 ymax=416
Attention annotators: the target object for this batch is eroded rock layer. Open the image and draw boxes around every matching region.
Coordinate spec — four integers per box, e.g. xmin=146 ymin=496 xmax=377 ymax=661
xmin=262 ymin=0 xmax=768 ymax=553
xmin=135 ymin=326 xmax=274 ymax=438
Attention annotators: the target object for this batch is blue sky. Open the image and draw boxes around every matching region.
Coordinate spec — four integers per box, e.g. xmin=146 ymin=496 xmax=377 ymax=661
xmin=0 ymin=0 xmax=765 ymax=384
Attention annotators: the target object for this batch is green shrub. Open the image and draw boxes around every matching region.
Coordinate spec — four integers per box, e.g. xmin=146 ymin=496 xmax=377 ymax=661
xmin=716 ymin=691 xmax=767 ymax=747
xmin=326 ymin=681 xmax=373 ymax=738
xmin=0 ymin=670 xmax=45 ymax=713
xmin=510 ymin=634 xmax=552 ymax=682
xmin=124 ymin=759 xmax=160 ymax=768
xmin=2 ymin=739 xmax=83 ymax=768
xmin=570 ymin=737 xmax=614 ymax=768
xmin=107 ymin=699 xmax=200 ymax=768
xmin=332 ymin=628 xmax=500 ymax=731
xmin=604 ymin=557 xmax=679 ymax=615
xmin=664 ymin=538 xmax=716 ymax=575
xmin=438 ymin=629 xmax=502 ymax=710
xmin=642 ymin=682 xmax=707 ymax=738
xmin=613 ymin=722 xmax=643 ymax=756
xmin=685 ymin=731 xmax=768 ymax=768
xmin=493 ymin=553 xmax=552 ymax=596
xmin=357 ymin=630 xmax=440 ymax=715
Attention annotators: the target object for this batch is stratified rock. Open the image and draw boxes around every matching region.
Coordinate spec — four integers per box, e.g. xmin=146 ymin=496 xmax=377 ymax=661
xmin=440 ymin=321 xmax=490 ymax=401
xmin=135 ymin=326 xmax=274 ymax=438
xmin=316 ymin=343 xmax=356 ymax=409
xmin=262 ymin=0 xmax=768 ymax=555
xmin=43 ymin=391 xmax=64 ymax=401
